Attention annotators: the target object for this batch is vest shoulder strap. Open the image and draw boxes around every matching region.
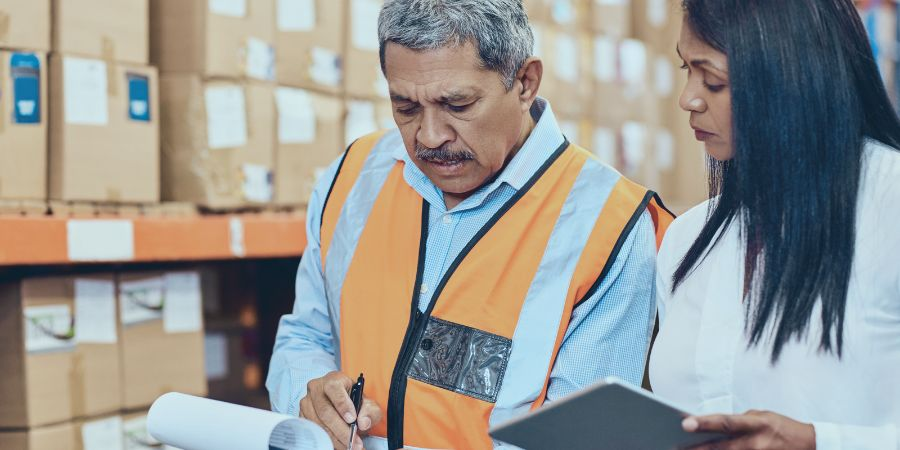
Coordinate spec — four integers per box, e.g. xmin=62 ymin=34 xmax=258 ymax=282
xmin=320 ymin=130 xmax=389 ymax=267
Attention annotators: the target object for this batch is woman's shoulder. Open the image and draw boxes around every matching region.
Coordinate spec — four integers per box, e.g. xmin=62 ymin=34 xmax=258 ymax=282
xmin=658 ymin=199 xmax=713 ymax=270
xmin=861 ymin=140 xmax=900 ymax=207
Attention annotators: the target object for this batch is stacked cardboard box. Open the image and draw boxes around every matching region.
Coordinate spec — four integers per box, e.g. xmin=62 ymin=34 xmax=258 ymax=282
xmin=0 ymin=2 xmax=50 ymax=202
xmin=48 ymin=0 xmax=160 ymax=203
xmin=0 ymin=272 xmax=207 ymax=448
xmin=152 ymin=0 xmax=278 ymax=208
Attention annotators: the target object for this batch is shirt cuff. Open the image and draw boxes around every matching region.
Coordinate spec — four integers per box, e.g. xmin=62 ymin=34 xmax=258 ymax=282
xmin=813 ymin=421 xmax=842 ymax=450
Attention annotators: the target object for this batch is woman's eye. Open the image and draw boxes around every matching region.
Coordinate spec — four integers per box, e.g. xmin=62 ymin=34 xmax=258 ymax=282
xmin=703 ymin=81 xmax=726 ymax=93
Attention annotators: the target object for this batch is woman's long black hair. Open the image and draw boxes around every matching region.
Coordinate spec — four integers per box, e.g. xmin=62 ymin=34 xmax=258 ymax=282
xmin=674 ymin=0 xmax=900 ymax=361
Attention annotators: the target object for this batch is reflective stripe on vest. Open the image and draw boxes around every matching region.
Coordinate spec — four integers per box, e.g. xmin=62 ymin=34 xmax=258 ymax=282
xmin=320 ymin=130 xmax=673 ymax=449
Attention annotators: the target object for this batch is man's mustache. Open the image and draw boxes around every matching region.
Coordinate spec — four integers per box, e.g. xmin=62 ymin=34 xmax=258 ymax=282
xmin=414 ymin=143 xmax=476 ymax=163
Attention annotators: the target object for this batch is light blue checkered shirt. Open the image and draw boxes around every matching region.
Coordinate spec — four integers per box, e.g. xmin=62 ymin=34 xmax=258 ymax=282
xmin=267 ymin=98 xmax=657 ymax=417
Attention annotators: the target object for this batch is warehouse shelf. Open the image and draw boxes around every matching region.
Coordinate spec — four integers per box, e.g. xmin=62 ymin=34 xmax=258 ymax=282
xmin=0 ymin=212 xmax=307 ymax=266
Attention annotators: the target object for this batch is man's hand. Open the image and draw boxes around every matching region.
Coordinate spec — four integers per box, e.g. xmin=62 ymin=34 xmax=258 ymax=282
xmin=299 ymin=371 xmax=383 ymax=450
xmin=684 ymin=410 xmax=816 ymax=450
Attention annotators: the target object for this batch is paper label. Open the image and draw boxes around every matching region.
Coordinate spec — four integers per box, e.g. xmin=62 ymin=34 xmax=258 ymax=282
xmin=554 ymin=34 xmax=579 ymax=83
xmin=204 ymin=333 xmax=229 ymax=380
xmin=67 ymin=220 xmax=135 ymax=262
xmin=75 ymin=279 xmax=118 ymax=344
xmin=276 ymin=87 xmax=316 ymax=144
xmin=24 ymin=305 xmax=74 ymax=353
xmin=123 ymin=416 xmax=162 ymax=450
xmin=345 ymin=101 xmax=378 ymax=146
xmin=622 ymin=121 xmax=647 ymax=173
xmin=245 ymin=37 xmax=276 ymax=81
xmin=309 ymin=47 xmax=342 ymax=88
xmin=278 ymin=0 xmax=316 ymax=31
xmin=209 ymin=0 xmax=246 ymax=17
xmin=593 ymin=36 xmax=617 ymax=82
xmin=10 ymin=53 xmax=41 ymax=124
xmin=119 ymin=277 xmax=164 ymax=326
xmin=127 ymin=73 xmax=151 ymax=122
xmin=592 ymin=128 xmax=618 ymax=166
xmin=229 ymin=217 xmax=246 ymax=257
xmin=205 ymin=85 xmax=248 ymax=149
xmin=64 ymin=57 xmax=108 ymax=126
xmin=648 ymin=0 xmax=668 ymax=27
xmin=82 ymin=416 xmax=124 ymax=450
xmin=551 ymin=0 xmax=576 ymax=25
xmin=351 ymin=0 xmax=381 ymax=51
xmin=163 ymin=272 xmax=203 ymax=334
xmin=559 ymin=120 xmax=580 ymax=145
xmin=654 ymin=56 xmax=674 ymax=97
xmin=619 ymin=39 xmax=648 ymax=86
xmin=531 ymin=26 xmax=544 ymax=58
xmin=656 ymin=130 xmax=675 ymax=171
xmin=241 ymin=164 xmax=274 ymax=202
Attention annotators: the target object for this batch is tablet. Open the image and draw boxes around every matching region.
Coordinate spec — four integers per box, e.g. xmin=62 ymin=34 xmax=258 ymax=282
xmin=489 ymin=378 xmax=726 ymax=450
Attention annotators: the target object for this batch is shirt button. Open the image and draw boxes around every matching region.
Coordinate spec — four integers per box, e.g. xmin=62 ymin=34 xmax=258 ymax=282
xmin=420 ymin=283 xmax=429 ymax=294
xmin=442 ymin=215 xmax=452 ymax=225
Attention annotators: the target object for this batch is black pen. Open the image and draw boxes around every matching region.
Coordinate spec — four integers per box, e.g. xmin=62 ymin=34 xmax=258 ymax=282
xmin=347 ymin=373 xmax=365 ymax=450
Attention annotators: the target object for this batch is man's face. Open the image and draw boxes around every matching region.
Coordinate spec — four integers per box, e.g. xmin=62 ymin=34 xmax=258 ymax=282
xmin=383 ymin=42 xmax=529 ymax=202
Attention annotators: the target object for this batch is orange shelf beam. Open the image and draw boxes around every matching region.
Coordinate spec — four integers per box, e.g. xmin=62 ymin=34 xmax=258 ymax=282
xmin=0 ymin=213 xmax=307 ymax=266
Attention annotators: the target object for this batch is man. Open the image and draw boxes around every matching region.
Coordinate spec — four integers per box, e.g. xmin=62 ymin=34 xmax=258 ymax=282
xmin=267 ymin=1 xmax=673 ymax=449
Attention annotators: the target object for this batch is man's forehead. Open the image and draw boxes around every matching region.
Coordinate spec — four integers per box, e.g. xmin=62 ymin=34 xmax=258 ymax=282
xmin=383 ymin=42 xmax=495 ymax=99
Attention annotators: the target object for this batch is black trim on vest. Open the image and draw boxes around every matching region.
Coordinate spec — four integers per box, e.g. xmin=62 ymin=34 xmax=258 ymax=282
xmin=652 ymin=192 xmax=677 ymax=219
xmin=574 ymin=189 xmax=657 ymax=308
xmin=386 ymin=139 xmax=570 ymax=449
xmin=319 ymin=140 xmax=356 ymax=235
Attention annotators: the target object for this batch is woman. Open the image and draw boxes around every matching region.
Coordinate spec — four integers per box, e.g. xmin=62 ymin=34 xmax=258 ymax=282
xmin=650 ymin=0 xmax=900 ymax=449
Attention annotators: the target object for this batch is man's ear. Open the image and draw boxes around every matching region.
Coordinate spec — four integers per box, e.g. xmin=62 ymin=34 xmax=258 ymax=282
xmin=516 ymin=57 xmax=543 ymax=110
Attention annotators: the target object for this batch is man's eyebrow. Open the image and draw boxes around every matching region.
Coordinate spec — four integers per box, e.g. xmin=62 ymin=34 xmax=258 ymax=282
xmin=438 ymin=92 xmax=473 ymax=103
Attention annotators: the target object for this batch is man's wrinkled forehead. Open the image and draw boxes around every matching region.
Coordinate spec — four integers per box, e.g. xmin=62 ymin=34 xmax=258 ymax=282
xmin=383 ymin=42 xmax=495 ymax=101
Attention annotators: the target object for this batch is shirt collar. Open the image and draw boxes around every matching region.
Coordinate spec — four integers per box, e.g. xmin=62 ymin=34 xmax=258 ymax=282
xmin=391 ymin=97 xmax=566 ymax=209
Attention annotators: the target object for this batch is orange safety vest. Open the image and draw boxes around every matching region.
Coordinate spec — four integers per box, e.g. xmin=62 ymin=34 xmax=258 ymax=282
xmin=320 ymin=130 xmax=673 ymax=449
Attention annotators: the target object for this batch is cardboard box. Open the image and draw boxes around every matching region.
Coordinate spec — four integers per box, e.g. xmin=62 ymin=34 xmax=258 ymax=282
xmin=590 ymin=0 xmax=631 ymax=38
xmin=160 ymin=75 xmax=275 ymax=208
xmin=593 ymin=37 xmax=654 ymax=124
xmin=276 ymin=0 xmax=344 ymax=93
xmin=75 ymin=414 xmax=124 ymax=450
xmin=49 ymin=54 xmax=160 ymax=202
xmin=118 ymin=272 xmax=207 ymax=410
xmin=205 ymin=322 xmax=259 ymax=402
xmin=52 ymin=0 xmax=148 ymax=65
xmin=0 ymin=0 xmax=51 ymax=51
xmin=344 ymin=0 xmax=388 ymax=99
xmin=275 ymin=88 xmax=343 ymax=205
xmin=0 ymin=278 xmax=76 ymax=428
xmin=0 ymin=51 xmax=47 ymax=200
xmin=344 ymin=98 xmax=395 ymax=147
xmin=151 ymin=0 xmax=276 ymax=80
xmin=0 ymin=422 xmax=77 ymax=450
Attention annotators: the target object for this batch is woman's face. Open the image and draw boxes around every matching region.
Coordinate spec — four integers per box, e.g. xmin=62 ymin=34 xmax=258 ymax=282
xmin=678 ymin=21 xmax=733 ymax=161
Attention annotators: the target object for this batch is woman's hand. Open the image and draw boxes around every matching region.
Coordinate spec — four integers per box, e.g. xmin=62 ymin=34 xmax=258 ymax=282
xmin=684 ymin=410 xmax=816 ymax=450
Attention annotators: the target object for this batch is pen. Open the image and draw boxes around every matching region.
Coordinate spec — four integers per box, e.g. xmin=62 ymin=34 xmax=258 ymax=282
xmin=347 ymin=373 xmax=365 ymax=450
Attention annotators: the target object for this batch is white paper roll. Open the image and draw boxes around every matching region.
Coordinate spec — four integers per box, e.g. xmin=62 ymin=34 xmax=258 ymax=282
xmin=148 ymin=393 xmax=331 ymax=450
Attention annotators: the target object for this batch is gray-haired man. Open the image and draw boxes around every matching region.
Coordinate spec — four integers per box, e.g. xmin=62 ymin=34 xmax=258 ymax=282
xmin=266 ymin=1 xmax=667 ymax=449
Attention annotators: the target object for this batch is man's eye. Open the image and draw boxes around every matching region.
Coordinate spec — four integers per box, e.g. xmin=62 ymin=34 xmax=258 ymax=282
xmin=397 ymin=106 xmax=419 ymax=116
xmin=447 ymin=103 xmax=473 ymax=113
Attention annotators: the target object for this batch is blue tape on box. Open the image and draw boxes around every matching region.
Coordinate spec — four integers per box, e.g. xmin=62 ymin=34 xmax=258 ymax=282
xmin=127 ymin=73 xmax=151 ymax=122
xmin=10 ymin=53 xmax=41 ymax=125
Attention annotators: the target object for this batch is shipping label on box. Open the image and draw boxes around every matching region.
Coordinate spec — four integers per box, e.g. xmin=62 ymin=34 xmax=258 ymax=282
xmin=277 ymin=0 xmax=316 ymax=31
xmin=127 ymin=73 xmax=151 ymax=122
xmin=119 ymin=277 xmax=164 ymax=327
xmin=163 ymin=272 xmax=203 ymax=334
xmin=244 ymin=37 xmax=276 ymax=81
xmin=309 ymin=47 xmax=342 ymax=88
xmin=351 ymin=0 xmax=381 ymax=51
xmin=74 ymin=278 xmax=117 ymax=344
xmin=62 ymin=57 xmax=108 ymax=126
xmin=240 ymin=164 xmax=274 ymax=203
xmin=205 ymin=85 xmax=248 ymax=149
xmin=10 ymin=53 xmax=42 ymax=124
xmin=24 ymin=304 xmax=75 ymax=353
xmin=81 ymin=416 xmax=124 ymax=450
xmin=276 ymin=87 xmax=316 ymax=144
xmin=209 ymin=0 xmax=247 ymax=17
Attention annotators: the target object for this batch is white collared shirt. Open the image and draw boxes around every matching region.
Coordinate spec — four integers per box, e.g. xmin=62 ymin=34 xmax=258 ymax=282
xmin=650 ymin=140 xmax=900 ymax=450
